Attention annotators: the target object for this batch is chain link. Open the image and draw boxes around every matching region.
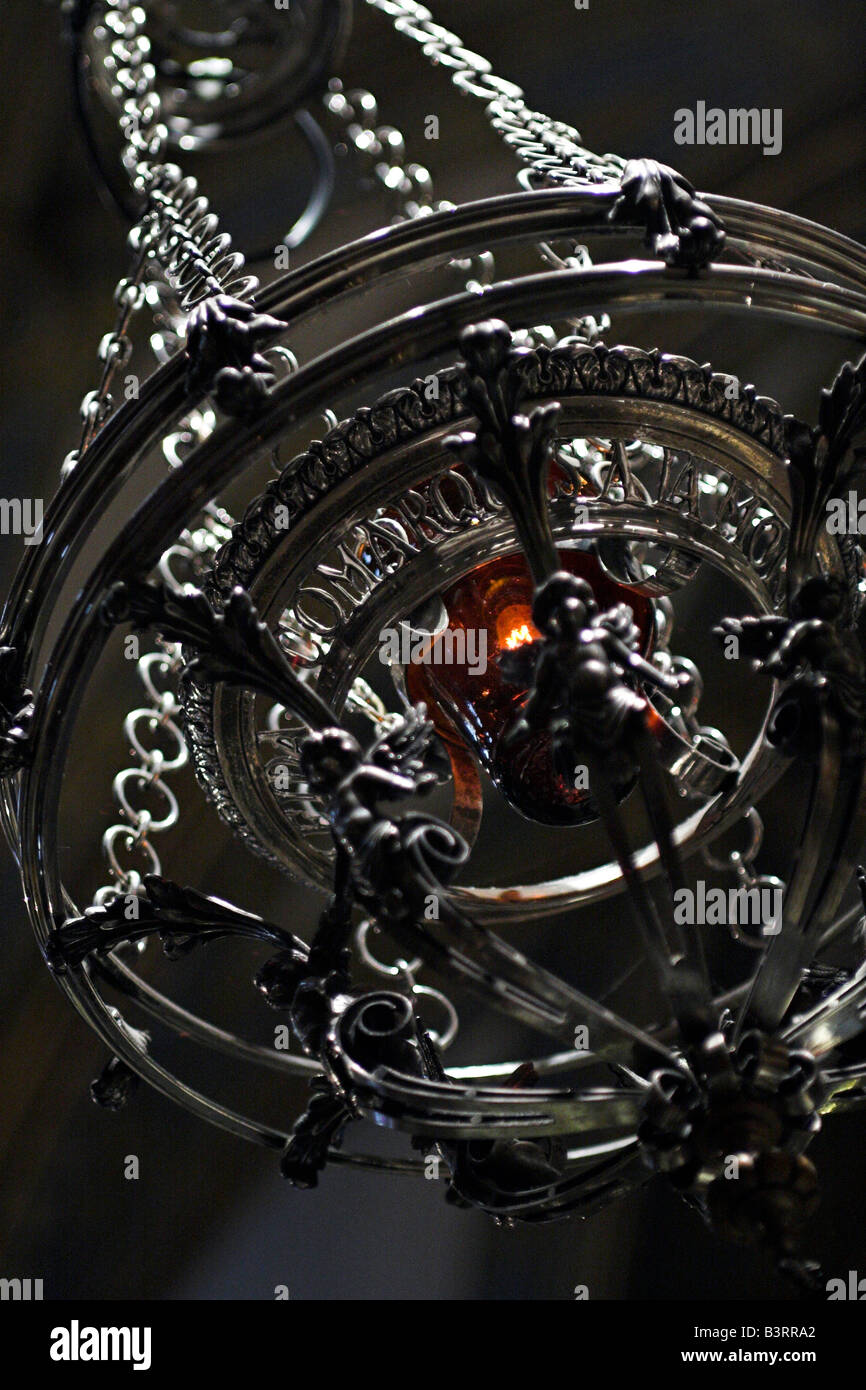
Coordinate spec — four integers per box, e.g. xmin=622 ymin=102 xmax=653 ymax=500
xmin=364 ymin=0 xmax=626 ymax=187
xmin=94 ymin=507 xmax=232 ymax=904
xmin=323 ymin=78 xmax=495 ymax=291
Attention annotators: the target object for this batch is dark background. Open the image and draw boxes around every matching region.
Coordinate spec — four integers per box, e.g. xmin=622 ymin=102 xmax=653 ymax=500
xmin=0 ymin=0 xmax=864 ymax=1301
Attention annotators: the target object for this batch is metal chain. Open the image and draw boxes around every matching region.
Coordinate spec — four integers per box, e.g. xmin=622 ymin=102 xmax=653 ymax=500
xmin=324 ymin=80 xmax=436 ymax=222
xmin=70 ymin=237 xmax=148 ymax=466
xmin=331 ymin=0 xmax=627 ymax=329
xmin=323 ymin=78 xmax=495 ymax=291
xmin=94 ymin=639 xmax=183 ymax=904
xmin=63 ymin=0 xmax=260 ymax=480
xmin=100 ymin=1 xmax=258 ymax=303
xmin=94 ymin=506 xmax=233 ymax=904
xmin=66 ymin=2 xmax=269 ymax=896
xmin=364 ymin=0 xmax=626 ymax=187
xmin=322 ymin=77 xmax=611 ymax=330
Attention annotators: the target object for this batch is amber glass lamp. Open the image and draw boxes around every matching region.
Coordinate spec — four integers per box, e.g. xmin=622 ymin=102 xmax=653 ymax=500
xmin=406 ymin=549 xmax=654 ymax=825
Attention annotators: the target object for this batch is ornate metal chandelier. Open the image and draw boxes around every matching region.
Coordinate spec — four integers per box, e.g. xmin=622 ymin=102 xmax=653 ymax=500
xmin=5 ymin=0 xmax=866 ymax=1298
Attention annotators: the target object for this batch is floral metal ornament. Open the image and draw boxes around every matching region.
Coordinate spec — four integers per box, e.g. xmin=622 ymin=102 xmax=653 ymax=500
xmin=184 ymin=297 xmax=290 ymax=418
xmin=608 ymin=158 xmax=726 ymax=269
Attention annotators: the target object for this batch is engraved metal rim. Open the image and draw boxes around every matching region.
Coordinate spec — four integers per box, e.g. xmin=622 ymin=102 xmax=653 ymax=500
xmin=7 ymin=187 xmax=866 ymax=675
xmin=187 ymin=348 xmax=850 ymax=919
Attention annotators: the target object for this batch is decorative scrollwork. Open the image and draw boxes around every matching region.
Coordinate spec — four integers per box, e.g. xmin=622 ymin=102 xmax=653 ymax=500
xmin=101 ymin=578 xmax=335 ymax=730
xmin=446 ymin=319 xmax=562 ymax=580
xmin=281 ymin=1075 xmax=355 ymax=1189
xmin=784 ymin=350 xmax=866 ymax=604
xmin=715 ymin=352 xmax=866 ymax=753
xmin=46 ymin=873 xmax=308 ymax=974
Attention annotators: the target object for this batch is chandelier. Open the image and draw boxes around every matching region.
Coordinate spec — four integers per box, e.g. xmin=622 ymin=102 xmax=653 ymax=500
xmin=5 ymin=0 xmax=866 ymax=1299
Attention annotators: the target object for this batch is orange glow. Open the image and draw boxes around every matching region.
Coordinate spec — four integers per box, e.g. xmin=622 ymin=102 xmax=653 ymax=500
xmin=503 ymin=622 xmax=535 ymax=650
xmin=494 ymin=602 xmax=539 ymax=652
xmin=405 ymin=550 xmax=655 ymax=825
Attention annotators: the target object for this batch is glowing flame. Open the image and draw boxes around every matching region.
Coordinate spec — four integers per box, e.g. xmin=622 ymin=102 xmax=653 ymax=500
xmin=503 ymin=622 xmax=535 ymax=650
